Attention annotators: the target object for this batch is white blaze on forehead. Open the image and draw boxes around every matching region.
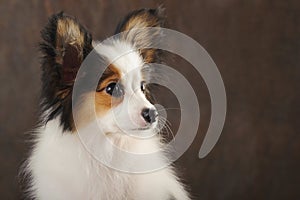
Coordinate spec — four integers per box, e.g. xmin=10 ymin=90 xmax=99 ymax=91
xmin=93 ymin=40 xmax=144 ymax=75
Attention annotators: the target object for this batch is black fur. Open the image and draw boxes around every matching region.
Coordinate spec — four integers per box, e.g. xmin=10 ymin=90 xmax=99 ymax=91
xmin=39 ymin=12 xmax=93 ymax=131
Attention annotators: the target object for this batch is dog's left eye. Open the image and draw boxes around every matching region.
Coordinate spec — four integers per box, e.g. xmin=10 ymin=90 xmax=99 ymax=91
xmin=106 ymin=82 xmax=124 ymax=98
xmin=141 ymin=81 xmax=146 ymax=92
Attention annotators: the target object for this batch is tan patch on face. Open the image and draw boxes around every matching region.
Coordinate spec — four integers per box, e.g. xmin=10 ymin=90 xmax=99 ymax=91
xmin=73 ymin=65 xmax=122 ymax=130
xmin=94 ymin=65 xmax=123 ymax=116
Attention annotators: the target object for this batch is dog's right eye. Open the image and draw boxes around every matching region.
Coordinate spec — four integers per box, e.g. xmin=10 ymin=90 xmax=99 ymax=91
xmin=106 ymin=82 xmax=124 ymax=98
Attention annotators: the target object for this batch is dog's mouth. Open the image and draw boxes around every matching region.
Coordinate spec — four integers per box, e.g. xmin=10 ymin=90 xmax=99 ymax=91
xmin=127 ymin=125 xmax=157 ymax=139
xmin=132 ymin=126 xmax=151 ymax=131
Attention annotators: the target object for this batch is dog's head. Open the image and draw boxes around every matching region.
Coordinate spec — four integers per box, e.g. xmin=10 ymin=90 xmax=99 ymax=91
xmin=40 ymin=8 xmax=165 ymax=135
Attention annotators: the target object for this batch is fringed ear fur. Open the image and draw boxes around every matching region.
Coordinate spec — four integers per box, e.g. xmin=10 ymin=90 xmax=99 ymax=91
xmin=40 ymin=12 xmax=93 ymax=131
xmin=115 ymin=7 xmax=165 ymax=63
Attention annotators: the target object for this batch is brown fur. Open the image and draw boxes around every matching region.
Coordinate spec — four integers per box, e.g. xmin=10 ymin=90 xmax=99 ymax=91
xmin=39 ymin=12 xmax=93 ymax=131
xmin=95 ymin=65 xmax=123 ymax=116
xmin=56 ymin=18 xmax=86 ymax=83
xmin=121 ymin=14 xmax=161 ymax=32
xmin=115 ymin=7 xmax=165 ymax=63
xmin=73 ymin=65 xmax=122 ymax=130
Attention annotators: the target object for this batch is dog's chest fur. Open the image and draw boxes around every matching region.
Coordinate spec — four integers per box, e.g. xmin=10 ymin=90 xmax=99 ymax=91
xmin=26 ymin=118 xmax=185 ymax=200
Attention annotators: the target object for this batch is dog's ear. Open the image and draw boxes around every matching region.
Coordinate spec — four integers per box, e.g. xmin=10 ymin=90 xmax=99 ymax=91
xmin=41 ymin=12 xmax=93 ymax=84
xmin=40 ymin=12 xmax=93 ymax=131
xmin=115 ymin=7 xmax=165 ymax=63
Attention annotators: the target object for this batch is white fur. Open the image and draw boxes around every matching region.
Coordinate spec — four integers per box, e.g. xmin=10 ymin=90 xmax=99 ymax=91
xmin=24 ymin=41 xmax=190 ymax=200
xmin=94 ymin=40 xmax=156 ymax=132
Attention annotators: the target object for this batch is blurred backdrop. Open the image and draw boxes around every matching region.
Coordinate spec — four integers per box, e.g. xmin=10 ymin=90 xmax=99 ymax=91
xmin=0 ymin=0 xmax=299 ymax=199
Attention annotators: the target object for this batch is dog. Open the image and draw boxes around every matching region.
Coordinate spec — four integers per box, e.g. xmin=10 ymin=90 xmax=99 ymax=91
xmin=21 ymin=7 xmax=190 ymax=200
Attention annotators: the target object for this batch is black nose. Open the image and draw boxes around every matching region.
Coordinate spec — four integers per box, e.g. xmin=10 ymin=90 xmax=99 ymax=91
xmin=141 ymin=108 xmax=158 ymax=124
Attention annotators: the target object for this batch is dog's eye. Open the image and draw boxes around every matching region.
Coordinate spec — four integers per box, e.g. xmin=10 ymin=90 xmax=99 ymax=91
xmin=106 ymin=82 xmax=124 ymax=98
xmin=141 ymin=81 xmax=146 ymax=92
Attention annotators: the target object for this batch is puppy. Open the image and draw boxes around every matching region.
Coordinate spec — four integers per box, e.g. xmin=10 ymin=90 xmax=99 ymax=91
xmin=21 ymin=8 xmax=190 ymax=200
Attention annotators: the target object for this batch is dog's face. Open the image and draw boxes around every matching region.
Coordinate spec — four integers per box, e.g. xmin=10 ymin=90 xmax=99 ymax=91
xmin=88 ymin=43 xmax=158 ymax=135
xmin=40 ymin=8 xmax=164 ymax=134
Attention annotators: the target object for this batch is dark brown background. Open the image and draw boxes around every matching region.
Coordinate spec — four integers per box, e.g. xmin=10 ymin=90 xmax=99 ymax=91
xmin=0 ymin=0 xmax=299 ymax=199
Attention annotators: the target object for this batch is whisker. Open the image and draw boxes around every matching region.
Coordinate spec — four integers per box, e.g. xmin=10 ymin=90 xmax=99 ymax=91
xmin=156 ymin=107 xmax=183 ymax=112
xmin=156 ymin=116 xmax=175 ymax=141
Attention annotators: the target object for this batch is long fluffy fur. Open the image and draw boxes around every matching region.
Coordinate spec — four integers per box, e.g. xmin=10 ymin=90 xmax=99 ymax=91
xmin=20 ymin=8 xmax=191 ymax=200
xmin=40 ymin=12 xmax=93 ymax=131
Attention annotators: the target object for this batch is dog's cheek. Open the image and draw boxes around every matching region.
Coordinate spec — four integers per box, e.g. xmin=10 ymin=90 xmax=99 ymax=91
xmin=95 ymin=92 xmax=116 ymax=117
xmin=71 ymin=92 xmax=115 ymax=129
